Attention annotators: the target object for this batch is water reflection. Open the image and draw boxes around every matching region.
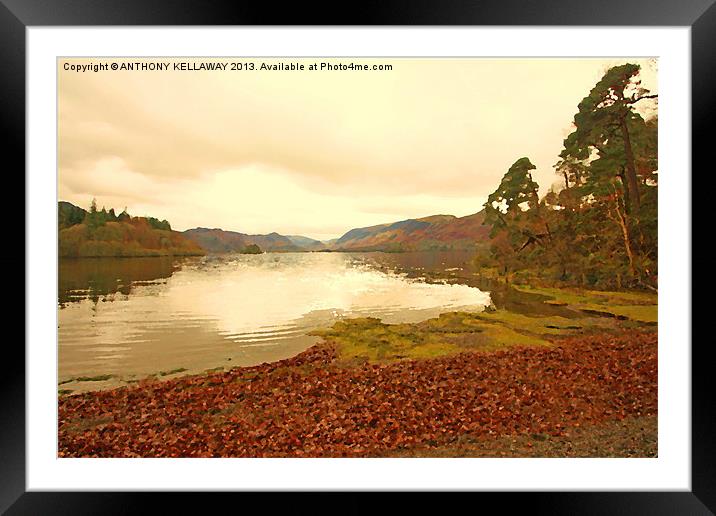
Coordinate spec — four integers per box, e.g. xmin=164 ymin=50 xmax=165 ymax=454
xmin=58 ymin=252 xmax=493 ymax=388
xmin=58 ymin=256 xmax=192 ymax=305
xmin=357 ymin=251 xmax=579 ymax=318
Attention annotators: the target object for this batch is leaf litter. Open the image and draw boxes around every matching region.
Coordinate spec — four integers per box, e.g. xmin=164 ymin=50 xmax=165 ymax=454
xmin=58 ymin=330 xmax=657 ymax=457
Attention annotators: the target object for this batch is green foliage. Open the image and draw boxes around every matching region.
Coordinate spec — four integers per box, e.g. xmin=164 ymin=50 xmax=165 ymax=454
xmin=58 ymin=201 xmax=204 ymax=258
xmin=512 ymin=285 xmax=657 ymax=323
xmin=484 ymin=157 xmax=539 ymax=229
xmin=58 ymin=201 xmax=87 ymax=229
xmin=311 ymin=312 xmax=550 ymax=363
xmin=483 ymin=157 xmax=549 ymax=276
xmin=146 ymin=217 xmax=171 ymax=231
xmin=83 ymin=199 xmax=122 ymax=232
xmin=241 ymin=244 xmax=263 ymax=254
xmin=480 ymin=64 xmax=658 ymax=291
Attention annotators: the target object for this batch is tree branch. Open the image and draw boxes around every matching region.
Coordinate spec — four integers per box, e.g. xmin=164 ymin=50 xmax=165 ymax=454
xmin=627 ymin=93 xmax=658 ymax=104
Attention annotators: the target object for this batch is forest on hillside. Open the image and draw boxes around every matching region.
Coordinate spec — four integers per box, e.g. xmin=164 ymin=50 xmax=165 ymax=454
xmin=58 ymin=199 xmax=204 ymax=257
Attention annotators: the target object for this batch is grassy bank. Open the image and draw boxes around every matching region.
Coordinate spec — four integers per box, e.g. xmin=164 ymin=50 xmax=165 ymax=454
xmin=310 ymin=312 xmax=552 ymax=363
xmin=58 ymin=283 xmax=657 ymax=457
xmin=310 ymin=284 xmax=655 ymax=365
xmin=511 ymin=285 xmax=657 ymax=323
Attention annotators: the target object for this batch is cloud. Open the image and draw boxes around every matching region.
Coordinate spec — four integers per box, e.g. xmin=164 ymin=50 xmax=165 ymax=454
xmin=58 ymin=57 xmax=657 ymax=238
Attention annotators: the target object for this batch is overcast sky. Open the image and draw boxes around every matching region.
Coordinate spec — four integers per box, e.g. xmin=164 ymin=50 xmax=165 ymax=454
xmin=58 ymin=57 xmax=657 ymax=240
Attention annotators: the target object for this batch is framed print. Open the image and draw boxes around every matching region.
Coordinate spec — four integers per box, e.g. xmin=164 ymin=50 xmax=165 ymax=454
xmin=2 ymin=0 xmax=712 ymax=513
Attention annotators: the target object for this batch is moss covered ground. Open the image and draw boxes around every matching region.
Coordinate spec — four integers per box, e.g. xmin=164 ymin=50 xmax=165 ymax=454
xmin=311 ymin=284 xmax=656 ymax=364
xmin=512 ymin=285 xmax=657 ymax=323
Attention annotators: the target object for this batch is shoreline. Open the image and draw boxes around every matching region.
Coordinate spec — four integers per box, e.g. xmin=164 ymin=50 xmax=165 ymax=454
xmin=58 ymin=259 xmax=658 ymax=457
xmin=59 ymin=329 xmax=657 ymax=458
xmin=58 ymin=279 xmax=657 ymax=395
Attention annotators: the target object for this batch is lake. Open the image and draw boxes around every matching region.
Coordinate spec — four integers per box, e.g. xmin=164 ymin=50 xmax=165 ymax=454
xmin=58 ymin=252 xmax=493 ymax=391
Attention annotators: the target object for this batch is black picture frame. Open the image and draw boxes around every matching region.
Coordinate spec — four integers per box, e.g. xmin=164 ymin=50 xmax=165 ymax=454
xmin=2 ymin=1 xmax=710 ymax=513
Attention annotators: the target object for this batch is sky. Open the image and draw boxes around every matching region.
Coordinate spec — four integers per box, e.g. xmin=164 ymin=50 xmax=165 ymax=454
xmin=58 ymin=57 xmax=657 ymax=241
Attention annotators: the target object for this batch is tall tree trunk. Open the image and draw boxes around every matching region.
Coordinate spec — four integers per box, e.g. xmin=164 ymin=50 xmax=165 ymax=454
xmin=607 ymin=188 xmax=637 ymax=280
xmin=618 ymin=169 xmax=630 ymax=211
xmin=619 ymin=117 xmax=641 ymax=211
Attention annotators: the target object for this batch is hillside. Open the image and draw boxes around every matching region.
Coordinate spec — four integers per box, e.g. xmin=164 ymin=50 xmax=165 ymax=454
xmin=60 ymin=199 xmax=491 ymax=256
xmin=286 ymin=235 xmax=326 ymax=251
xmin=59 ymin=201 xmax=88 ymax=229
xmin=183 ymin=212 xmax=490 ymax=254
xmin=58 ymin=202 xmax=204 ymax=258
xmin=331 ymin=211 xmax=491 ymax=252
xmin=183 ymin=228 xmax=303 ymax=253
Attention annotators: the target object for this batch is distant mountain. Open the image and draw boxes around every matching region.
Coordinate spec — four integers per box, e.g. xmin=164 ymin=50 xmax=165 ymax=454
xmin=253 ymin=232 xmax=301 ymax=252
xmin=330 ymin=211 xmax=490 ymax=252
xmin=183 ymin=228 xmax=305 ymax=253
xmin=58 ymin=201 xmax=204 ymax=258
xmin=60 ymin=199 xmax=491 ymax=257
xmin=286 ymin=235 xmax=326 ymax=251
xmin=182 ymin=228 xmax=247 ymax=253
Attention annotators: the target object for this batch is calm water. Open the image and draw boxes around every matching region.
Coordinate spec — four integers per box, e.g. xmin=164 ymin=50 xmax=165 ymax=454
xmin=58 ymin=252 xmax=493 ymax=390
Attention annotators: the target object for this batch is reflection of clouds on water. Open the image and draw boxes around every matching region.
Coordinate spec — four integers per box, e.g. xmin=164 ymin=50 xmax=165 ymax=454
xmin=58 ymin=253 xmax=491 ymax=382
xmin=164 ymin=253 xmax=491 ymax=339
